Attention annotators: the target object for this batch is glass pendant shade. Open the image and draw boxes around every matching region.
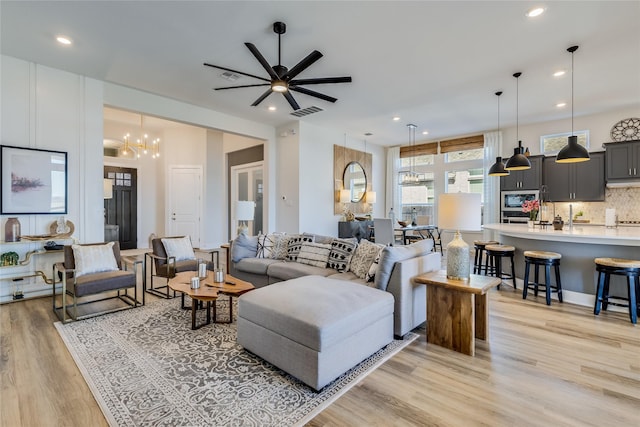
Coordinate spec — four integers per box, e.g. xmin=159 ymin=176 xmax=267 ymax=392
xmin=505 ymin=141 xmax=531 ymax=170
xmin=556 ymin=135 xmax=590 ymax=163
xmin=488 ymin=157 xmax=509 ymax=176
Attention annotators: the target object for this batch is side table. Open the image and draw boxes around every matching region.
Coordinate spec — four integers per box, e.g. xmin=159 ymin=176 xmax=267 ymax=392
xmin=413 ymin=270 xmax=501 ymax=356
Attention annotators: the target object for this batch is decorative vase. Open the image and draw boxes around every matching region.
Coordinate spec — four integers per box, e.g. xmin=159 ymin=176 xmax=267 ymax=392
xmin=527 ymin=220 xmax=535 ymax=229
xmin=4 ymin=217 xmax=21 ymax=242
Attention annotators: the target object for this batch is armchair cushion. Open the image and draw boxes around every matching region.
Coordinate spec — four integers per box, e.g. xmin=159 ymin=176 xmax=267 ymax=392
xmin=161 ymin=236 xmax=195 ymax=261
xmin=73 ymin=270 xmax=136 ymax=297
xmin=71 ymin=242 xmax=119 ymax=277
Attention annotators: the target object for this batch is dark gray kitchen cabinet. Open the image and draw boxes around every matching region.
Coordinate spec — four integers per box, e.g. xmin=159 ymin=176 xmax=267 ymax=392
xmin=500 ymin=155 xmax=542 ymax=190
xmin=603 ymin=140 xmax=640 ymax=181
xmin=543 ymin=152 xmax=605 ymax=202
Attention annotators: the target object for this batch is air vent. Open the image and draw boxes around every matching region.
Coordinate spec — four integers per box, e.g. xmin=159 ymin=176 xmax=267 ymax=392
xmin=290 ymin=106 xmax=323 ymax=117
xmin=219 ymin=71 xmax=240 ymax=81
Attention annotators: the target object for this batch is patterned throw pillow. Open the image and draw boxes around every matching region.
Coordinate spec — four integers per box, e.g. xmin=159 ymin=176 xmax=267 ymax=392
xmin=270 ymin=235 xmax=291 ymax=260
xmin=286 ymin=235 xmax=315 ymax=261
xmin=327 ymin=238 xmax=358 ymax=272
xmin=349 ymin=239 xmax=384 ymax=280
xmin=257 ymin=233 xmax=286 ymax=258
xmin=365 ymin=252 xmax=382 ymax=282
xmin=296 ymin=242 xmax=332 ymax=268
xmin=72 ymin=242 xmax=119 ymax=277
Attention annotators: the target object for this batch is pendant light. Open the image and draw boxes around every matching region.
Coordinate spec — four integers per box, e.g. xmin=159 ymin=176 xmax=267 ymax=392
xmin=488 ymin=91 xmax=510 ymax=176
xmin=505 ymin=72 xmax=531 ymax=171
xmin=556 ymin=45 xmax=590 ymax=163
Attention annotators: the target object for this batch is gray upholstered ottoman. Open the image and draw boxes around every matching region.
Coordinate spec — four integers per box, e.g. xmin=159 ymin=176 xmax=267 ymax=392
xmin=237 ymin=275 xmax=394 ymax=390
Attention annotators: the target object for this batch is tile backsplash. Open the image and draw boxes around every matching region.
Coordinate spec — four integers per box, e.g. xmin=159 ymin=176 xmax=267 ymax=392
xmin=544 ymin=187 xmax=640 ymax=223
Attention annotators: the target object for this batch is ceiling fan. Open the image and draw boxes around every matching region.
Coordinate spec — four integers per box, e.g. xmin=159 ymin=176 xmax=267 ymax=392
xmin=204 ymin=22 xmax=352 ymax=111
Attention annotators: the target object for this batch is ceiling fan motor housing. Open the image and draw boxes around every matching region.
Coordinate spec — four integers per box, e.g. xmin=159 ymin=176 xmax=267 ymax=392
xmin=273 ymin=22 xmax=286 ymax=34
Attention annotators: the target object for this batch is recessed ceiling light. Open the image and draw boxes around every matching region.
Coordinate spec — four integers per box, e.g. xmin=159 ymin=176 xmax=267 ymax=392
xmin=556 ymin=102 xmax=567 ymax=108
xmin=526 ymin=7 xmax=545 ymax=18
xmin=56 ymin=35 xmax=72 ymax=45
xmin=422 ymin=131 xmax=429 ymax=135
xmin=392 ymin=116 xmax=401 ymax=121
xmin=553 ymin=70 xmax=566 ymax=77
xmin=268 ymin=106 xmax=276 ymax=111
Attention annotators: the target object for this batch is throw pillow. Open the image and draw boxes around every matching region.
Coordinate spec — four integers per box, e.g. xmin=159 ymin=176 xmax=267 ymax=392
xmin=296 ymin=242 xmax=332 ymax=268
xmin=256 ymin=233 xmax=284 ymax=258
xmin=286 ymin=234 xmax=314 ymax=261
xmin=270 ymin=235 xmax=290 ymax=260
xmin=72 ymin=242 xmax=119 ymax=277
xmin=365 ymin=252 xmax=382 ymax=282
xmin=349 ymin=239 xmax=384 ymax=280
xmin=161 ymin=236 xmax=196 ymax=261
xmin=231 ymin=233 xmax=259 ymax=263
xmin=327 ymin=237 xmax=358 ymax=272
xmin=374 ymin=239 xmax=434 ymax=291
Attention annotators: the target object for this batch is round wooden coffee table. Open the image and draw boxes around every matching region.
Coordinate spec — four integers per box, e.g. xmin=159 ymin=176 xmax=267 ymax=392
xmin=168 ymin=271 xmax=254 ymax=329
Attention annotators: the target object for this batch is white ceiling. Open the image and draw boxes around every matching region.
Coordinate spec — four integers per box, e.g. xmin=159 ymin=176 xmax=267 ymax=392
xmin=2 ymin=1 xmax=639 ymax=146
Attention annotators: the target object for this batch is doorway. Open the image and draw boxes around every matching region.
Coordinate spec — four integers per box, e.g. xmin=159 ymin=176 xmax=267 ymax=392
xmin=230 ymin=161 xmax=263 ymax=239
xmin=167 ymin=165 xmax=203 ymax=248
xmin=104 ymin=166 xmax=138 ymax=250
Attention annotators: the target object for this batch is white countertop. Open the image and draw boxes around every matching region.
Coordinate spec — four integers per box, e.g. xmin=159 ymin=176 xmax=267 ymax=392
xmin=483 ymin=223 xmax=640 ymax=247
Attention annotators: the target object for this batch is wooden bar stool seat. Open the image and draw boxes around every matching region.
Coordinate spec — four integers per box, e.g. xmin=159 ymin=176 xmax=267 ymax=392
xmin=522 ymin=250 xmax=563 ymax=305
xmin=484 ymin=244 xmax=517 ymax=289
xmin=473 ymin=240 xmax=498 ymax=275
xmin=594 ymin=258 xmax=640 ymax=324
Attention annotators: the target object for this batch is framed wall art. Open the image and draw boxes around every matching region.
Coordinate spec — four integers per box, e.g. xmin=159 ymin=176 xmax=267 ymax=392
xmin=1 ymin=145 xmax=68 ymax=214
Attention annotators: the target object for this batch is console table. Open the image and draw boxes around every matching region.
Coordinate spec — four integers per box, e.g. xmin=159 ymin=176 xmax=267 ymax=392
xmin=413 ymin=270 xmax=501 ymax=356
xmin=338 ymin=220 xmax=373 ymax=241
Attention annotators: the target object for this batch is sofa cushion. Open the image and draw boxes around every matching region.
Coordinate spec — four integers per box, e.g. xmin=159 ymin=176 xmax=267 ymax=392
xmin=286 ymin=234 xmax=314 ymax=261
xmin=374 ymin=239 xmax=434 ymax=291
xmin=231 ymin=234 xmax=259 ymax=263
xmin=72 ymin=242 xmax=119 ymax=277
xmin=161 ymin=236 xmax=196 ymax=261
xmin=296 ymin=242 xmax=331 ymax=268
xmin=326 ymin=271 xmax=370 ymax=287
xmin=349 ymin=239 xmax=384 ymax=280
xmin=327 ymin=237 xmax=358 ymax=272
xmin=267 ymin=261 xmax=333 ymax=281
xmin=303 ymin=232 xmax=335 ymax=245
xmin=234 ymin=257 xmax=283 ymax=275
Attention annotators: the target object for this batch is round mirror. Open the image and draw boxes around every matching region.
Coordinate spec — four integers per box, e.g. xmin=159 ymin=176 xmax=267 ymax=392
xmin=343 ymin=161 xmax=367 ymax=203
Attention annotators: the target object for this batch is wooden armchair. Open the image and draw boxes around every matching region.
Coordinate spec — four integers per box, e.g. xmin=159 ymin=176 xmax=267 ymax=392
xmin=52 ymin=241 xmax=139 ymax=323
xmin=145 ymin=236 xmax=219 ymax=299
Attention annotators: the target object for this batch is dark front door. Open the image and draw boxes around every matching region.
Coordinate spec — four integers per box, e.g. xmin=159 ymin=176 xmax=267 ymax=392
xmin=104 ymin=166 xmax=137 ymax=250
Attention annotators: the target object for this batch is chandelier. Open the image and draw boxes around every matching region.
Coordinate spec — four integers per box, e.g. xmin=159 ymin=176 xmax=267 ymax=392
xmin=401 ymin=124 xmax=420 ymax=184
xmin=122 ymin=114 xmax=160 ymax=159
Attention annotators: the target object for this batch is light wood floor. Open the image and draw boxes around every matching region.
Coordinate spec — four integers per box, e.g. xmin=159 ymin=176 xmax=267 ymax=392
xmin=1 ymin=285 xmax=638 ymax=426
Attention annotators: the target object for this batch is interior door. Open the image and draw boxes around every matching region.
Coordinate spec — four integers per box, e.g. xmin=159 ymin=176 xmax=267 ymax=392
xmin=168 ymin=166 xmax=202 ymax=247
xmin=104 ymin=166 xmax=137 ymax=250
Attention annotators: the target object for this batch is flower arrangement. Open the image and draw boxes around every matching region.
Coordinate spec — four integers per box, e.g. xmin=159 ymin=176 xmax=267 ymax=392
xmin=522 ymin=199 xmax=540 ymax=221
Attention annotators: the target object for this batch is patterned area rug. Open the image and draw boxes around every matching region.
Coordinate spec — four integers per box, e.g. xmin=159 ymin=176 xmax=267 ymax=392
xmin=55 ymin=297 xmax=417 ymax=426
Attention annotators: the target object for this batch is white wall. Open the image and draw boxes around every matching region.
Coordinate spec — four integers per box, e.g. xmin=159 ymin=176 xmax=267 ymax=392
xmin=275 ymin=122 xmax=300 ymax=233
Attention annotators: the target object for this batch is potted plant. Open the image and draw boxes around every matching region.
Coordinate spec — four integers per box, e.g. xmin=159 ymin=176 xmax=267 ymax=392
xmin=522 ymin=199 xmax=540 ymax=228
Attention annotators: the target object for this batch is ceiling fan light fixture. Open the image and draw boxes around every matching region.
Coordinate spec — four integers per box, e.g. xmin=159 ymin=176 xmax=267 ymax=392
xmin=271 ymin=80 xmax=288 ymax=92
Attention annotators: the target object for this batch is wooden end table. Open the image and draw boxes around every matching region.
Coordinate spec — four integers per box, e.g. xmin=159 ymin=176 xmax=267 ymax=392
xmin=414 ymin=270 xmax=501 ymax=356
xmin=168 ymin=271 xmax=254 ymax=330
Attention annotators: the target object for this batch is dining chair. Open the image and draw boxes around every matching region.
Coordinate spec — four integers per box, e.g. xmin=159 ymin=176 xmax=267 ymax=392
xmin=373 ymin=218 xmax=395 ymax=246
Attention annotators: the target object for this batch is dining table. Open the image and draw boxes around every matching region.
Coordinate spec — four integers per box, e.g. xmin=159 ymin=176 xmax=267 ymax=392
xmin=394 ymin=224 xmax=438 ymax=245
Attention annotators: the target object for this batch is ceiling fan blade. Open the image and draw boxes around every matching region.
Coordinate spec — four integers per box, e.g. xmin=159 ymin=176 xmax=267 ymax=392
xmin=283 ymin=91 xmax=300 ymax=110
xmin=289 ymin=76 xmax=352 ymax=85
xmin=251 ymin=89 xmax=273 ymax=107
xmin=290 ymin=86 xmax=337 ymax=103
xmin=203 ymin=62 xmax=270 ymax=82
xmin=245 ymin=43 xmax=279 ymax=80
xmin=282 ymin=50 xmax=323 ymax=81
xmin=214 ymin=83 xmax=270 ymax=91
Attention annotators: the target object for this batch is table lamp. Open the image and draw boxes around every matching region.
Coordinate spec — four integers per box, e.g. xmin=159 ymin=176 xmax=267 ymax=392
xmin=235 ymin=200 xmax=255 ymax=235
xmin=437 ymin=193 xmax=481 ymax=281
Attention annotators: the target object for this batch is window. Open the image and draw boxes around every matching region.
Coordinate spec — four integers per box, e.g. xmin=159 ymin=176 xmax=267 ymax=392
xmin=446 ymin=148 xmax=484 ymax=162
xmin=541 ymin=130 xmax=589 ymax=155
xmin=401 ymin=154 xmax=434 ymax=167
xmin=400 ymin=172 xmax=434 ymax=222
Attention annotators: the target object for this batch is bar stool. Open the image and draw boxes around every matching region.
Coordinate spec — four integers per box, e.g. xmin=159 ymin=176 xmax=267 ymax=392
xmin=473 ymin=240 xmax=498 ymax=274
xmin=484 ymin=244 xmax=516 ymax=289
xmin=594 ymin=258 xmax=640 ymax=324
xmin=522 ymin=251 xmax=563 ymax=305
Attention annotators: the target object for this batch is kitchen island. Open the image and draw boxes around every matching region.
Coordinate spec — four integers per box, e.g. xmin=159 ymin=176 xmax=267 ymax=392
xmin=483 ymin=223 xmax=640 ymax=303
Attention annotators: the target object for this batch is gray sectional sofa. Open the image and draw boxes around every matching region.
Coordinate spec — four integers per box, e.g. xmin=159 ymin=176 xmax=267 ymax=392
xmin=229 ymin=232 xmax=441 ymax=337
